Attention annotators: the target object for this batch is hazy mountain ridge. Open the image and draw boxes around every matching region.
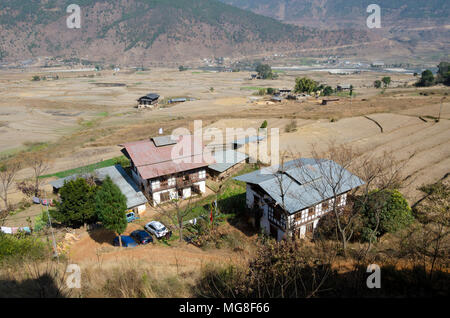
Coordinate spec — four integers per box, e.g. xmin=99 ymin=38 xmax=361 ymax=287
xmin=220 ymin=0 xmax=450 ymax=28
xmin=0 ymin=0 xmax=373 ymax=64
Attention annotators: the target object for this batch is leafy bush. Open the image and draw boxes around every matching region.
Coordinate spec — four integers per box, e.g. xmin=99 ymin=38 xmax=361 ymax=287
xmin=284 ymin=119 xmax=297 ymax=132
xmin=260 ymin=120 xmax=268 ymax=129
xmin=360 ymin=189 xmax=414 ymax=241
xmin=34 ymin=210 xmax=49 ymax=232
xmin=323 ymin=86 xmax=333 ymax=96
xmin=0 ymin=233 xmax=48 ymax=262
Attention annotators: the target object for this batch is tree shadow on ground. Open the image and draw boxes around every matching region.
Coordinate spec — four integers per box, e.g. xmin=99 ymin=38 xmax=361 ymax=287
xmin=0 ymin=273 xmax=67 ymax=298
xmin=87 ymin=227 xmax=116 ymax=245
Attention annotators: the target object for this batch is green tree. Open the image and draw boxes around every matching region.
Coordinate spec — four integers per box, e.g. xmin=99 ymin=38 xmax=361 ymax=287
xmin=323 ymin=86 xmax=333 ymax=96
xmin=416 ymin=70 xmax=435 ymax=87
xmin=294 ymin=77 xmax=318 ymax=94
xmin=374 ymin=80 xmax=382 ymax=89
xmin=266 ymin=87 xmax=276 ymax=95
xmin=360 ymin=189 xmax=414 ymax=242
xmin=349 ymin=85 xmax=354 ymax=96
xmin=51 ymin=178 xmax=97 ymax=228
xmin=382 ymin=76 xmax=391 ymax=87
xmin=255 ymin=63 xmax=273 ymax=79
xmin=95 ymin=176 xmax=127 ymax=246
xmin=260 ymin=120 xmax=268 ymax=129
xmin=437 ymin=62 xmax=450 ymax=86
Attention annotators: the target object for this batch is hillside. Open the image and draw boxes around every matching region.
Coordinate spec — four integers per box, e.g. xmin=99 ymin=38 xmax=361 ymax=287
xmin=0 ymin=0 xmax=372 ymax=64
xmin=219 ymin=0 xmax=450 ymax=62
xmin=220 ymin=0 xmax=449 ymax=28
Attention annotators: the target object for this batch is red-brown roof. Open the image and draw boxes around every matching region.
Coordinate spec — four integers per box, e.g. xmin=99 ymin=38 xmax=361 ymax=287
xmin=121 ymin=135 xmax=212 ymax=180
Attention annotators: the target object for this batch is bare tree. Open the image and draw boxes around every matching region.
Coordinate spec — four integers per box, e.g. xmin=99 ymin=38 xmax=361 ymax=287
xmin=0 ymin=159 xmax=22 ymax=223
xmin=25 ymin=152 xmax=52 ymax=196
xmin=402 ymin=182 xmax=449 ymax=279
xmin=269 ymin=152 xmax=298 ymax=240
xmin=155 ymin=188 xmax=196 ymax=242
xmin=291 ymin=142 xmax=405 ymax=255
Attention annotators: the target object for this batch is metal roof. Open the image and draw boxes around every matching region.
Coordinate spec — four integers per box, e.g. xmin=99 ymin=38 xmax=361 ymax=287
xmin=49 ymin=173 xmax=91 ymax=189
xmin=95 ymin=165 xmax=147 ymax=209
xmin=152 ymin=135 xmax=177 ymax=147
xmin=233 ymin=135 xmax=265 ymax=146
xmin=138 ymin=93 xmax=159 ymax=101
xmin=121 ymin=135 xmax=210 ymax=180
xmin=49 ymin=165 xmax=147 ymax=209
xmin=233 ymin=158 xmax=365 ymax=214
xmin=208 ymin=150 xmax=248 ymax=173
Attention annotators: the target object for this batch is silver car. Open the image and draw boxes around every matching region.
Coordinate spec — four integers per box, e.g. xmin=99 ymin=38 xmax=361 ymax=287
xmin=144 ymin=221 xmax=169 ymax=239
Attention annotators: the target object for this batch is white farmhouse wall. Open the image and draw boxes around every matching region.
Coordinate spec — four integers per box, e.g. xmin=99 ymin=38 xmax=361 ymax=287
xmin=136 ymin=204 xmax=146 ymax=214
xmin=183 ymin=187 xmax=191 ymax=198
xmin=194 ymin=180 xmax=206 ymax=193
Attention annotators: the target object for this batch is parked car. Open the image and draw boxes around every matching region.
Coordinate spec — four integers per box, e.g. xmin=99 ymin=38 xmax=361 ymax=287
xmin=113 ymin=235 xmax=138 ymax=247
xmin=126 ymin=211 xmax=140 ymax=223
xmin=144 ymin=221 xmax=170 ymax=239
xmin=130 ymin=230 xmax=153 ymax=244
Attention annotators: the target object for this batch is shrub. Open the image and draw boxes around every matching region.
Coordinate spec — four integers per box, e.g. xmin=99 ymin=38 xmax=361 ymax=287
xmin=284 ymin=119 xmax=297 ymax=132
xmin=0 ymin=233 xmax=49 ymax=262
xmin=323 ymin=86 xmax=333 ymax=96
xmin=260 ymin=120 xmax=268 ymax=129
xmin=374 ymin=80 xmax=382 ymax=88
xmin=360 ymin=189 xmax=414 ymax=241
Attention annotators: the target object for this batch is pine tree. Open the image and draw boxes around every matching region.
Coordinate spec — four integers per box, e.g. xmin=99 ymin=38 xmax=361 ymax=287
xmin=95 ymin=176 xmax=127 ymax=246
xmin=51 ymin=178 xmax=97 ymax=228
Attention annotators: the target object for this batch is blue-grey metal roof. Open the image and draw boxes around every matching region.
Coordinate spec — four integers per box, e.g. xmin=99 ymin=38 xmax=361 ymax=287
xmin=49 ymin=173 xmax=91 ymax=189
xmin=152 ymin=135 xmax=177 ymax=147
xmin=233 ymin=158 xmax=365 ymax=214
xmin=208 ymin=150 xmax=248 ymax=173
xmin=49 ymin=165 xmax=147 ymax=209
xmin=233 ymin=135 xmax=265 ymax=146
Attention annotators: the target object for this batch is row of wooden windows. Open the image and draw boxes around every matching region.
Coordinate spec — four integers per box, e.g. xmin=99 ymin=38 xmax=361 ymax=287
xmin=293 ymin=195 xmax=344 ymax=222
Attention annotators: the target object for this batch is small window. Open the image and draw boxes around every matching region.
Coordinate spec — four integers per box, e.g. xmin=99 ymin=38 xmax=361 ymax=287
xmin=294 ymin=212 xmax=302 ymax=221
xmin=160 ymin=191 xmax=170 ymax=202
xmin=168 ymin=177 xmax=176 ymax=187
xmin=152 ymin=180 xmax=160 ymax=190
xmin=308 ymin=207 xmax=315 ymax=217
xmin=306 ymin=222 xmax=314 ymax=233
xmin=199 ymin=170 xmax=206 ymax=179
xmin=322 ymin=201 xmax=329 ymax=211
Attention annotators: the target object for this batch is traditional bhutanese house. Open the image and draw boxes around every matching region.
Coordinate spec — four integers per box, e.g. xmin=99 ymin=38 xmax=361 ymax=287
xmin=137 ymin=93 xmax=160 ymax=109
xmin=233 ymin=158 xmax=364 ymax=241
xmin=121 ymin=135 xmax=210 ymax=206
xmin=207 ymin=150 xmax=248 ymax=181
xmin=49 ymin=165 xmax=148 ymax=215
xmin=279 ymin=89 xmax=291 ymax=96
xmin=336 ymin=84 xmax=351 ymax=91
